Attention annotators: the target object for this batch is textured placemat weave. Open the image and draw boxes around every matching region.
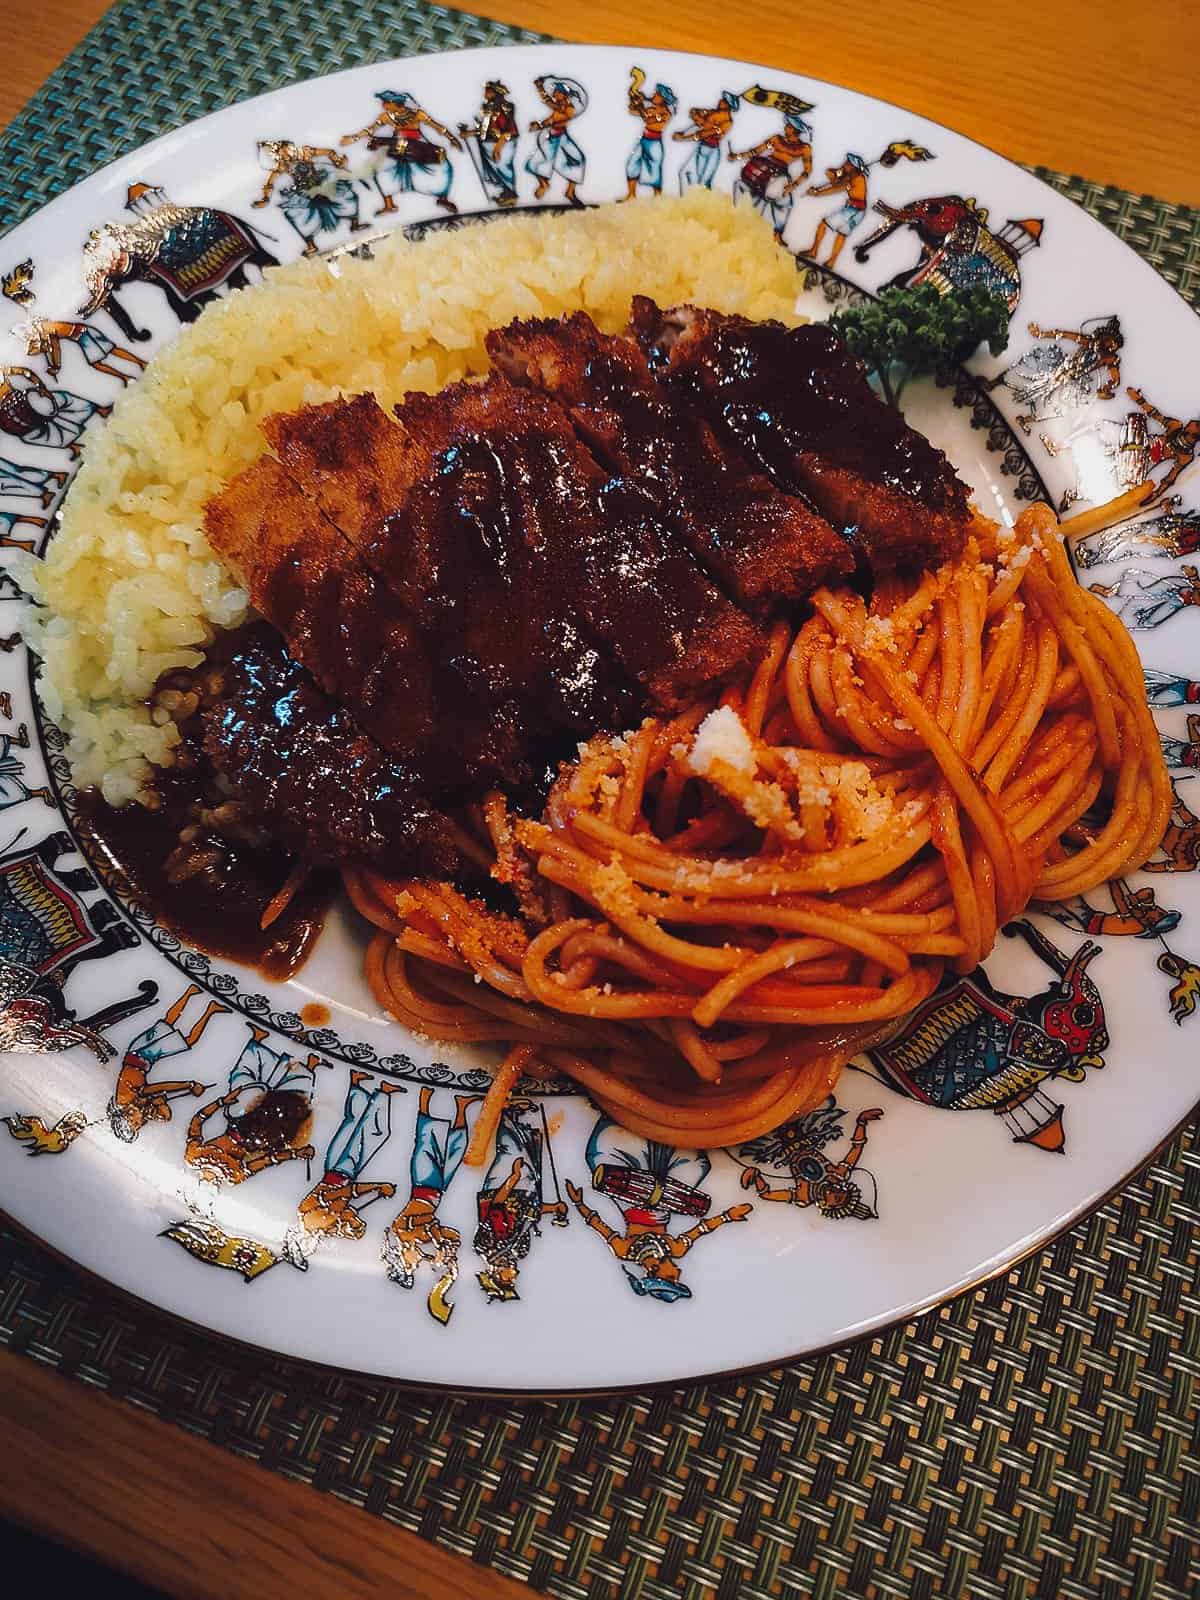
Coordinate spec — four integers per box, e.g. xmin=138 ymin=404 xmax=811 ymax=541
xmin=1 ymin=5 xmax=1198 ymax=1598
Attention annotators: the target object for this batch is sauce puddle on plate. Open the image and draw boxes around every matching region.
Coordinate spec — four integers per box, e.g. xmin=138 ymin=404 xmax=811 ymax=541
xmin=75 ymin=788 xmax=336 ymax=982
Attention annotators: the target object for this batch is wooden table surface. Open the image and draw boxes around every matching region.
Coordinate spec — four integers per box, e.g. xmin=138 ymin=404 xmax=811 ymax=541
xmin=1 ymin=0 xmax=1198 ymax=1594
xmin=2 ymin=0 xmax=1199 ymax=204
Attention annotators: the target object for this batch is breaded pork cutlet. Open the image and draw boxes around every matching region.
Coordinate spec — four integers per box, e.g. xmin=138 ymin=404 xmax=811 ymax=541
xmin=398 ymin=374 xmax=763 ymax=711
xmin=195 ymin=623 xmax=460 ymax=876
xmin=631 ymin=298 xmax=971 ymax=575
xmin=204 ymin=456 xmax=509 ymax=782
xmin=268 ymin=387 xmax=633 ymax=737
xmin=488 ymin=311 xmax=854 ymax=609
xmin=264 ymin=394 xmax=527 ymax=768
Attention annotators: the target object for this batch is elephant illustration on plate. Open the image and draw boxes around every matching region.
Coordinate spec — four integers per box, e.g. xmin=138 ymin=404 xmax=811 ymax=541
xmin=853 ymin=192 xmax=1043 ymax=310
xmin=78 ymin=182 xmax=279 ymax=342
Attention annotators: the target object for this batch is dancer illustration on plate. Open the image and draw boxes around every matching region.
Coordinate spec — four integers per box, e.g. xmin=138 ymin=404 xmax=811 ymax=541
xmin=526 ymin=76 xmax=588 ymax=206
xmin=1144 ymin=779 xmax=1200 ymax=874
xmin=285 ymin=1069 xmax=403 ymax=1263
xmin=0 ymin=509 xmax=46 ymax=552
xmin=566 ymin=1118 xmax=751 ymax=1303
xmin=1124 ymin=386 xmax=1200 ymax=502
xmin=798 ymin=153 xmax=870 ymax=267
xmin=1042 ymin=878 xmax=1181 ymax=940
xmin=184 ymin=1026 xmax=319 ymax=1184
xmin=381 ymin=1087 xmax=481 ymax=1325
xmin=13 ymin=315 xmax=147 ymax=386
xmin=621 ymin=68 xmax=677 ymax=200
xmin=1089 ymin=565 xmax=1200 ymax=630
xmin=733 ymin=1099 xmax=883 ymax=1218
xmin=342 ymin=91 xmax=462 ymax=217
xmin=798 ymin=140 xmax=935 ymax=267
xmin=0 ymin=454 xmax=67 ymax=506
xmin=106 ymin=983 xmax=227 ymax=1142
xmin=253 ymin=140 xmax=365 ymax=255
xmin=1158 ymin=715 xmax=1200 ymax=770
xmin=0 ymin=709 xmax=53 ymax=812
xmin=1143 ymin=668 xmax=1200 ymax=707
xmin=473 ymin=1098 xmax=568 ymax=1304
xmin=673 ymin=90 xmax=739 ymax=191
xmin=1073 ymin=500 xmax=1200 ymax=569
xmin=459 ymin=81 xmax=520 ymax=207
xmin=981 ymin=316 xmax=1123 ymax=435
xmin=1051 ymin=387 xmax=1200 ymax=510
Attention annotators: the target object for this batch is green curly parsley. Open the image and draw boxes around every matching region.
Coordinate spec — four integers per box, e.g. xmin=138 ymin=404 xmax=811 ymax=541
xmin=829 ymin=283 xmax=1011 ymax=409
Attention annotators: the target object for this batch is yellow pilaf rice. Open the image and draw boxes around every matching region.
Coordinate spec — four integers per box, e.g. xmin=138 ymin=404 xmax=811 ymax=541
xmin=21 ymin=190 xmax=806 ymax=803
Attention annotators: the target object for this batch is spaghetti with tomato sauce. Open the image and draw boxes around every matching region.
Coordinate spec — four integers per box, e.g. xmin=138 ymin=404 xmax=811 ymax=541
xmin=350 ymin=504 xmax=1170 ymax=1157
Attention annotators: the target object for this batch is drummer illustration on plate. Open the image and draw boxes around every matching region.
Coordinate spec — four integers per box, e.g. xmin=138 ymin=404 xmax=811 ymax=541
xmin=728 ymin=90 xmax=815 ymax=242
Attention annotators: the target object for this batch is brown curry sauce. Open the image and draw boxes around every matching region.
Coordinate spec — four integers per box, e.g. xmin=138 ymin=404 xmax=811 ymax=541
xmin=75 ymin=785 xmax=337 ymax=983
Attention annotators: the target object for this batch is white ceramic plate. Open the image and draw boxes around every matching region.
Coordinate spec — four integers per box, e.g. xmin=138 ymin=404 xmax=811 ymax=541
xmin=1 ymin=44 xmax=1197 ymax=1392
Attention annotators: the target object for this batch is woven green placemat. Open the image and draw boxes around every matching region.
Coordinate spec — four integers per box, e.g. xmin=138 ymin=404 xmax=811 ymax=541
xmin=1 ymin=6 xmax=1198 ymax=1598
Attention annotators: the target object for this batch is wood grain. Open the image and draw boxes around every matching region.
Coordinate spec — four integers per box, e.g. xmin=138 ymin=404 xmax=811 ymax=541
xmin=2 ymin=0 xmax=1198 ymax=204
xmin=0 ymin=1348 xmax=530 ymax=1599
xmin=0 ymin=0 xmax=111 ymax=131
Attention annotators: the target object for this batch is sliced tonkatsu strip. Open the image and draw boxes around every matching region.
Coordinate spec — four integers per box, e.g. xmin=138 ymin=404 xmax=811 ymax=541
xmin=487 ymin=311 xmax=854 ymax=609
xmin=194 ymin=623 xmax=460 ymax=876
xmin=397 ymin=374 xmax=763 ymax=710
xmin=204 ymin=455 xmax=508 ymax=782
xmin=630 ymin=299 xmax=972 ymax=574
xmin=392 ymin=376 xmax=635 ymax=734
xmin=266 ymin=388 xmax=631 ymax=736
xmin=263 ymin=394 xmax=439 ymax=618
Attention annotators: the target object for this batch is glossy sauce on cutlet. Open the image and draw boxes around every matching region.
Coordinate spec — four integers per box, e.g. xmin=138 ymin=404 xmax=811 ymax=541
xmin=75 ymin=782 xmax=336 ymax=981
xmin=400 ymin=399 xmax=634 ymax=731
xmin=489 ymin=313 xmax=852 ymax=605
xmin=680 ymin=321 xmax=965 ymax=511
xmin=196 ymin=623 xmax=456 ymax=874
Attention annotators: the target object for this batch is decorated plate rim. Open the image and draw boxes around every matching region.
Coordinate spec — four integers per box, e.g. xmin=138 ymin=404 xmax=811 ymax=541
xmin=0 ymin=41 xmax=1197 ymax=1390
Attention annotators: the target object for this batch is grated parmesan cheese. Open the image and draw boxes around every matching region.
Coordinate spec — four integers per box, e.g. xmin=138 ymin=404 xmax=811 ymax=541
xmin=861 ymin=614 xmax=899 ymax=652
xmin=687 ymin=706 xmax=757 ymax=779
